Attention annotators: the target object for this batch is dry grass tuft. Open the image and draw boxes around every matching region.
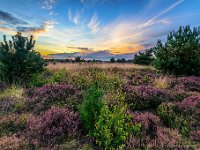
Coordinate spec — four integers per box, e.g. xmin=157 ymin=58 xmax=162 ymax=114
xmin=154 ymin=76 xmax=169 ymax=89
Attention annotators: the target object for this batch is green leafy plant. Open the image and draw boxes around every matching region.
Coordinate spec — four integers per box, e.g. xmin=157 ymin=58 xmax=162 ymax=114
xmin=154 ymin=25 xmax=200 ymax=76
xmin=78 ymin=83 xmax=103 ymax=133
xmin=92 ymin=92 xmax=141 ymax=150
xmin=0 ymin=33 xmax=46 ymax=84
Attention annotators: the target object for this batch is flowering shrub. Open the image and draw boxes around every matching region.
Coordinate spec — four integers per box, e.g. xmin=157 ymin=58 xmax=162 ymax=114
xmin=190 ymin=129 xmax=200 ymax=142
xmin=171 ymin=76 xmax=200 ymax=92
xmin=0 ymin=114 xmax=31 ymax=137
xmin=155 ymin=127 xmax=183 ymax=149
xmin=126 ymin=112 xmax=160 ymax=149
xmin=127 ymin=69 xmax=158 ymax=86
xmin=177 ymin=96 xmax=200 ymax=114
xmin=0 ymin=96 xmax=25 ymax=114
xmin=0 ymin=134 xmax=29 ymax=150
xmin=127 ymin=112 xmax=184 ymax=149
xmin=27 ymin=107 xmax=82 ymax=148
xmin=123 ymin=84 xmax=174 ymax=110
xmin=25 ymin=83 xmax=82 ymax=113
xmin=0 ymin=97 xmax=16 ymax=114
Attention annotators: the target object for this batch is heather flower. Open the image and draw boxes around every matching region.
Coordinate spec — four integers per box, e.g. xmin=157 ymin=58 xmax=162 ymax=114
xmin=127 ymin=112 xmax=184 ymax=149
xmin=177 ymin=96 xmax=200 ymax=114
xmin=25 ymin=83 xmax=82 ymax=113
xmin=0 ymin=114 xmax=31 ymax=137
xmin=127 ymin=69 xmax=158 ymax=86
xmin=123 ymin=84 xmax=174 ymax=110
xmin=27 ymin=107 xmax=82 ymax=148
xmin=0 ymin=134 xmax=28 ymax=150
xmin=0 ymin=97 xmax=16 ymax=114
xmin=154 ymin=127 xmax=183 ymax=149
xmin=127 ymin=112 xmax=160 ymax=148
xmin=190 ymin=129 xmax=200 ymax=142
xmin=172 ymin=76 xmax=200 ymax=92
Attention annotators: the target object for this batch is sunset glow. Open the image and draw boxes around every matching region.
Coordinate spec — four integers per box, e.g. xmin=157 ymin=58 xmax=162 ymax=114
xmin=0 ymin=0 xmax=200 ymax=60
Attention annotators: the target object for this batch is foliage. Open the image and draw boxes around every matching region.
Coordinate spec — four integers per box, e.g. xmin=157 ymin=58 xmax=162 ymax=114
xmin=171 ymin=76 xmax=200 ymax=92
xmin=0 ymin=134 xmax=29 ymax=150
xmin=177 ymin=96 xmax=200 ymax=115
xmin=0 ymin=114 xmax=31 ymax=137
xmin=123 ymin=84 xmax=174 ymax=110
xmin=127 ymin=112 xmax=160 ymax=149
xmin=0 ymin=96 xmax=25 ymax=114
xmin=157 ymin=102 xmax=176 ymax=127
xmin=110 ymin=57 xmax=115 ymax=63
xmin=0 ymin=82 xmax=6 ymax=92
xmin=157 ymin=102 xmax=193 ymax=138
xmin=25 ymin=83 xmax=82 ymax=113
xmin=27 ymin=107 xmax=82 ymax=148
xmin=127 ymin=112 xmax=184 ymax=149
xmin=92 ymin=92 xmax=141 ymax=150
xmin=78 ymin=83 xmax=103 ymax=133
xmin=154 ymin=25 xmax=200 ymax=76
xmin=116 ymin=58 xmax=126 ymax=63
xmin=133 ymin=48 xmax=154 ymax=65
xmin=190 ymin=129 xmax=200 ymax=142
xmin=0 ymin=33 xmax=46 ymax=84
xmin=126 ymin=68 xmax=158 ymax=86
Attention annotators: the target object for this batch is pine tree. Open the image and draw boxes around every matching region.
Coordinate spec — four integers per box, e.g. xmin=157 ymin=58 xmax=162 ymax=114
xmin=0 ymin=33 xmax=46 ymax=84
xmin=154 ymin=25 xmax=200 ymax=75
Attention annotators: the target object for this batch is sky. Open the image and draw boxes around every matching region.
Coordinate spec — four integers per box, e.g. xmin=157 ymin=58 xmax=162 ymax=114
xmin=0 ymin=0 xmax=200 ymax=60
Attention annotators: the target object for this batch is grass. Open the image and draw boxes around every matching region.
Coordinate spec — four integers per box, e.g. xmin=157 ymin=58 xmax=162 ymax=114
xmin=0 ymin=86 xmax=24 ymax=99
xmin=47 ymin=62 xmax=155 ymax=72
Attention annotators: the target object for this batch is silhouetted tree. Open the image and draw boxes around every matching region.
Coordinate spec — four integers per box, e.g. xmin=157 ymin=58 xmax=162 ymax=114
xmin=110 ymin=57 xmax=115 ymax=63
xmin=116 ymin=58 xmax=126 ymax=63
xmin=75 ymin=56 xmax=85 ymax=62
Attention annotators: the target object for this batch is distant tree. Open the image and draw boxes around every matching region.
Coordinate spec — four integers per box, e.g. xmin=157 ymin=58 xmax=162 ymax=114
xmin=116 ymin=58 xmax=126 ymax=63
xmin=0 ymin=32 xmax=46 ymax=84
xmin=154 ymin=25 xmax=200 ymax=76
xmin=75 ymin=56 xmax=85 ymax=62
xmin=110 ymin=57 xmax=115 ymax=63
xmin=133 ymin=48 xmax=154 ymax=65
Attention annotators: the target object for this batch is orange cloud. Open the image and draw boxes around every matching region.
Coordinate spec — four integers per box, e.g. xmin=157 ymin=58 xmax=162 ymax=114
xmin=109 ymin=43 xmax=144 ymax=54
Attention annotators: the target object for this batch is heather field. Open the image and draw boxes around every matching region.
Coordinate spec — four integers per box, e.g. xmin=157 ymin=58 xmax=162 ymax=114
xmin=0 ymin=62 xmax=199 ymax=149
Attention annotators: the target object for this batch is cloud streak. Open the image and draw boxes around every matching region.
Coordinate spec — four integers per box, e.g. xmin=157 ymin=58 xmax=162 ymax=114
xmin=0 ymin=10 xmax=28 ymax=25
xmin=87 ymin=13 xmax=100 ymax=33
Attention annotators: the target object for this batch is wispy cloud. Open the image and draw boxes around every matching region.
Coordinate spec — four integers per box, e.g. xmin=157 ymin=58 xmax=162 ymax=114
xmin=68 ymin=9 xmax=81 ymax=25
xmin=142 ymin=0 xmax=184 ymax=28
xmin=87 ymin=13 xmax=100 ymax=33
xmin=42 ymin=0 xmax=56 ymax=10
xmin=0 ymin=10 xmax=28 ymax=25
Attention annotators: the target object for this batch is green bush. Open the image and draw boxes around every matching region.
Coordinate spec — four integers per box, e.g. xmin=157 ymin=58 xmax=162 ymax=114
xmin=154 ymin=25 xmax=200 ymax=76
xmin=0 ymin=33 xmax=46 ymax=84
xmin=92 ymin=92 xmax=141 ymax=150
xmin=78 ymin=83 xmax=103 ymax=133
